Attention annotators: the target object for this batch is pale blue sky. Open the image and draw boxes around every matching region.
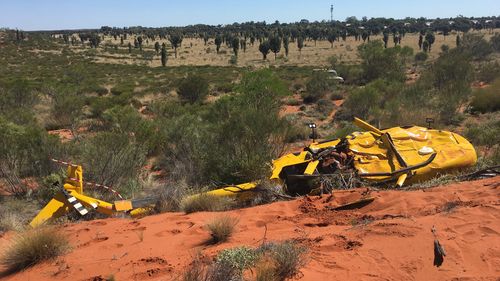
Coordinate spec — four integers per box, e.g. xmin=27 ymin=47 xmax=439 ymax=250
xmin=1 ymin=0 xmax=499 ymax=31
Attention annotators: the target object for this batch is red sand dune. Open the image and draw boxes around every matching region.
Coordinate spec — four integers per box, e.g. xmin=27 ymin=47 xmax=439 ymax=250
xmin=1 ymin=177 xmax=499 ymax=281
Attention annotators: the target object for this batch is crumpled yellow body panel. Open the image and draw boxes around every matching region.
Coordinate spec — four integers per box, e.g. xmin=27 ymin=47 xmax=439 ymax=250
xmin=349 ymin=126 xmax=477 ymax=183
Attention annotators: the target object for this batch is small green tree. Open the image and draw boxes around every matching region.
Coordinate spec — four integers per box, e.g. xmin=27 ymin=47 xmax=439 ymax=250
xmin=154 ymin=42 xmax=160 ymax=54
xmin=232 ymin=37 xmax=240 ymax=56
xmin=177 ymin=75 xmax=209 ymax=103
xmin=128 ymin=42 xmax=132 ymax=53
xmin=137 ymin=36 xmax=143 ymax=51
xmin=297 ymin=36 xmax=304 ymax=58
xmin=269 ymin=35 xmax=281 ymax=60
xmin=215 ymin=35 xmax=222 ymax=53
xmin=259 ymin=40 xmax=271 ymax=60
xmin=203 ymin=33 xmax=209 ymax=45
xmin=327 ymin=31 xmax=336 ymax=48
xmin=169 ymin=33 xmax=183 ymax=58
xmin=382 ymin=32 xmax=389 ymax=48
xmin=418 ymin=34 xmax=423 ymax=50
xmin=283 ymin=36 xmax=290 ymax=56
xmin=425 ymin=32 xmax=435 ymax=51
xmin=456 ymin=34 xmax=461 ymax=47
xmin=161 ymin=44 xmax=167 ymax=67
xmin=422 ymin=41 xmax=429 ymax=52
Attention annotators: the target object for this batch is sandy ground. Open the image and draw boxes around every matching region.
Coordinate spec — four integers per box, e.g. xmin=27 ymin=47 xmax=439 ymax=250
xmin=1 ymin=177 xmax=499 ymax=281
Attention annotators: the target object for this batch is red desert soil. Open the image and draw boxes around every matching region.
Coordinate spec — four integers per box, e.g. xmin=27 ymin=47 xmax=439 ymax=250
xmin=1 ymin=177 xmax=499 ymax=281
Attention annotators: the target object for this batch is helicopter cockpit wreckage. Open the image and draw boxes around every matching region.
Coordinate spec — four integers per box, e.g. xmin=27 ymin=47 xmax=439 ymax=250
xmin=30 ymin=117 xmax=481 ymax=227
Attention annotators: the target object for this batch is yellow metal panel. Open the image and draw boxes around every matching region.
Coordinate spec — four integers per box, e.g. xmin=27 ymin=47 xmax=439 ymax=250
xmin=70 ymin=191 xmax=114 ymax=215
xmin=270 ymin=151 xmax=310 ymax=179
xmin=114 ymin=200 xmax=133 ymax=211
xmin=30 ymin=192 xmax=69 ymax=227
xmin=304 ymin=160 xmax=319 ymax=175
xmin=65 ymin=165 xmax=83 ymax=194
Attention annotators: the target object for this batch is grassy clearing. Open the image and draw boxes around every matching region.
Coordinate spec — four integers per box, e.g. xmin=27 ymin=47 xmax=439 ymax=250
xmin=1 ymin=227 xmax=69 ymax=273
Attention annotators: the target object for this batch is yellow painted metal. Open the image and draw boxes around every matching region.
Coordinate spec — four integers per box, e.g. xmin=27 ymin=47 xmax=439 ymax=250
xmin=353 ymin=117 xmax=382 ymax=136
xmin=129 ymin=207 xmax=151 ymax=217
xmin=30 ymin=192 xmax=70 ymax=227
xmin=71 ymin=191 xmax=114 ymax=215
xmin=396 ymin=173 xmax=408 ymax=187
xmin=205 ymin=182 xmax=258 ymax=197
xmin=114 ymin=200 xmax=133 ymax=211
xmin=304 ymin=160 xmax=319 ymax=175
xmin=350 ymin=125 xmax=477 ymax=184
xmin=64 ymin=165 xmax=83 ymax=194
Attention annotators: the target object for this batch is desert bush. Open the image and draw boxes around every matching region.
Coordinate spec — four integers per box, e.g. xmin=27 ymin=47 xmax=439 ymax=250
xmin=255 ymin=241 xmax=307 ymax=281
xmin=0 ymin=227 xmax=69 ymax=273
xmin=0 ymin=117 xmax=56 ymax=195
xmin=177 ymin=75 xmax=209 ymax=104
xmin=181 ymin=193 xmax=235 ymax=214
xmin=284 ymin=97 xmax=301 ymax=106
xmin=464 ymin=119 xmax=500 ymax=149
xmin=183 ymin=255 xmax=240 ymax=281
xmin=302 ymin=72 xmax=335 ymax=103
xmin=102 ymin=105 xmax=159 ymax=154
xmin=491 ymin=33 xmax=500 ymax=52
xmin=35 ymin=173 xmax=64 ymax=204
xmin=459 ymin=33 xmax=493 ymax=60
xmin=331 ymin=121 xmax=359 ymax=138
xmin=266 ymin=241 xmax=307 ymax=280
xmin=51 ymin=91 xmax=84 ymax=128
xmin=469 ymin=79 xmax=500 ymax=113
xmin=154 ymin=181 xmax=189 ymax=213
xmin=414 ymin=51 xmax=428 ymax=64
xmin=357 ymin=41 xmax=407 ymax=83
xmin=206 ymin=215 xmax=239 ymax=243
xmin=79 ymin=131 xmax=147 ymax=198
xmin=477 ymin=62 xmax=500 ymax=83
xmin=315 ymin=99 xmax=334 ymax=119
xmin=216 ymin=246 xmax=257 ymax=271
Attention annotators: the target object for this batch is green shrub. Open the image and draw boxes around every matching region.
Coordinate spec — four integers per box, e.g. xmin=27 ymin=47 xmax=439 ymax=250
xmin=206 ymin=215 xmax=238 ymax=243
xmin=216 ymin=246 xmax=257 ymax=271
xmin=315 ymin=99 xmax=334 ymax=119
xmin=414 ymin=51 xmax=428 ymax=63
xmin=469 ymin=79 xmax=500 ymax=113
xmin=161 ymin=70 xmax=290 ymax=186
xmin=460 ymin=33 xmax=493 ymax=60
xmin=302 ymin=72 xmax=335 ymax=103
xmin=464 ymin=119 xmax=500 ymax=149
xmin=357 ymin=41 xmax=407 ymax=83
xmin=102 ymin=105 xmax=159 ymax=154
xmin=79 ymin=131 xmax=147 ymax=198
xmin=51 ymin=91 xmax=84 ymax=128
xmin=177 ymin=75 xmax=209 ymax=103
xmin=0 ymin=117 xmax=56 ymax=195
xmin=491 ymin=33 xmax=500 ymax=52
xmin=0 ymin=227 xmax=69 ymax=273
xmin=476 ymin=62 xmax=500 ymax=83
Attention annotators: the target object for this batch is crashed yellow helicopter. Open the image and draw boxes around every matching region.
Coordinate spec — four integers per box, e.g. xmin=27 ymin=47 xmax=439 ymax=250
xmin=30 ymin=117 xmax=477 ymax=227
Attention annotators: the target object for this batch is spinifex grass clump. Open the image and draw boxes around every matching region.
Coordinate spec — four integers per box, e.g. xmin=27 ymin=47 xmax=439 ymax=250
xmin=1 ymin=227 xmax=69 ymax=273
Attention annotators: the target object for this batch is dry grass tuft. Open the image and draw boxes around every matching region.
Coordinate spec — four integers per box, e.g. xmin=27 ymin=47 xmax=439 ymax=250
xmin=0 ymin=227 xmax=69 ymax=273
xmin=206 ymin=215 xmax=239 ymax=243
